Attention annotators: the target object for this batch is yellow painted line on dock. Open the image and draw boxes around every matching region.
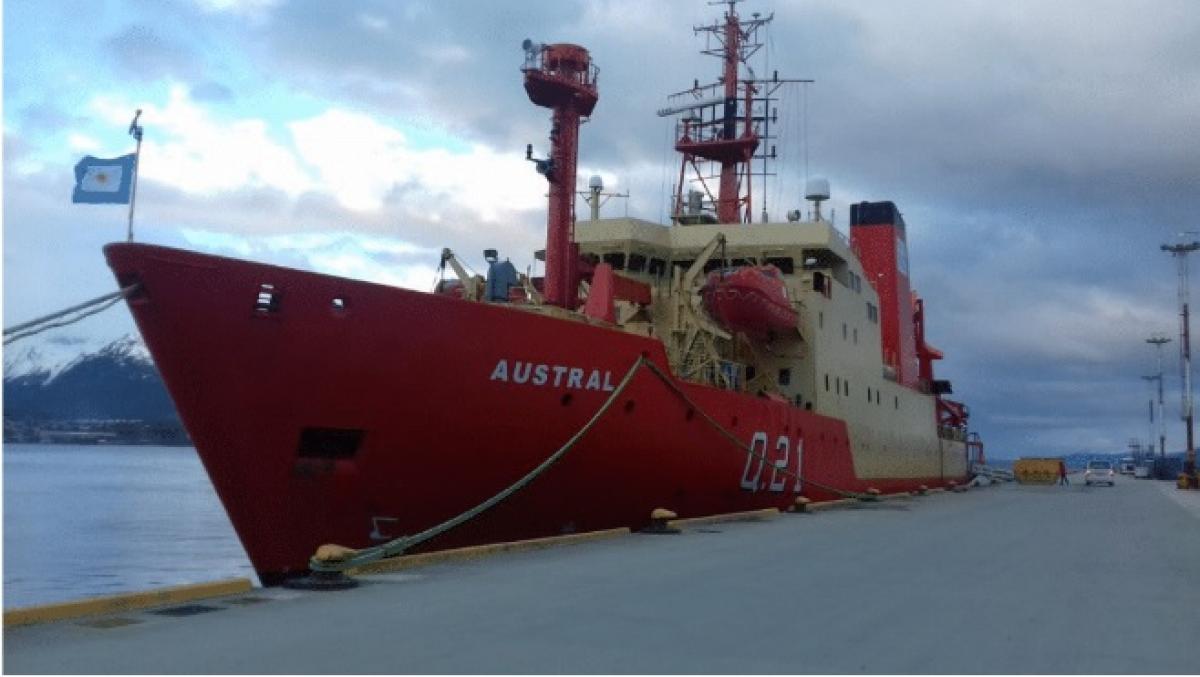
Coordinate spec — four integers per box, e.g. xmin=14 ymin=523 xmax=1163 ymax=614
xmin=804 ymin=498 xmax=859 ymax=512
xmin=3 ymin=578 xmax=253 ymax=629
xmin=667 ymin=507 xmax=781 ymax=529
xmin=349 ymin=527 xmax=632 ymax=576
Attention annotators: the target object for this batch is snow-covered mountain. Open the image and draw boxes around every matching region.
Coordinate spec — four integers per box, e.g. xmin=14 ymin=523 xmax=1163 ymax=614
xmin=4 ymin=334 xmax=152 ymax=385
xmin=3 ymin=334 xmax=179 ymax=423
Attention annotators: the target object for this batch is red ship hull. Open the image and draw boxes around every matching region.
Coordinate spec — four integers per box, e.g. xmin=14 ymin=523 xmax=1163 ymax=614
xmin=105 ymin=243 xmax=963 ymax=583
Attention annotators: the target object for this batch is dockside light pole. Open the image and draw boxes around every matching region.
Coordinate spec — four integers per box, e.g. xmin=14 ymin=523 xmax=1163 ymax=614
xmin=1162 ymin=241 xmax=1199 ymax=486
xmin=1147 ymin=335 xmax=1171 ymax=458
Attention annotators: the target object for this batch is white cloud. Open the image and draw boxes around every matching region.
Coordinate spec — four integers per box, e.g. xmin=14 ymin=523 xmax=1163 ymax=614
xmin=421 ymin=44 xmax=471 ymax=65
xmin=288 ymin=108 xmax=546 ymax=217
xmin=89 ymin=87 xmax=315 ymax=198
xmin=958 ymin=282 xmax=1174 ymax=364
xmin=85 ymin=88 xmax=548 ymax=232
xmin=357 ymin=13 xmax=390 ymax=33
xmin=193 ymin=0 xmax=280 ymax=20
xmin=67 ymin=134 xmax=101 ymax=152
xmin=178 ymin=229 xmax=441 ymax=291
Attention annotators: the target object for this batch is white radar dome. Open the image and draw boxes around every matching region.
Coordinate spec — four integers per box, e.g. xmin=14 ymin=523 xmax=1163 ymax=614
xmin=805 ymin=178 xmax=831 ymax=201
xmin=588 ymin=175 xmax=604 ymax=191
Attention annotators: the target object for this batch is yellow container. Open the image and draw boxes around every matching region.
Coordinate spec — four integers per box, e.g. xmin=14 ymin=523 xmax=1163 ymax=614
xmin=1014 ymin=458 xmax=1064 ymax=485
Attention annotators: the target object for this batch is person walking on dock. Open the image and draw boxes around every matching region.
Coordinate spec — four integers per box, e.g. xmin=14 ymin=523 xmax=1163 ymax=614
xmin=1058 ymin=460 xmax=1069 ymax=486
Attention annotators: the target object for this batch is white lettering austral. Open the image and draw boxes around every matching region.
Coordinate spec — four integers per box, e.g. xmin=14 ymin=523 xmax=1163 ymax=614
xmin=489 ymin=359 xmax=616 ymax=392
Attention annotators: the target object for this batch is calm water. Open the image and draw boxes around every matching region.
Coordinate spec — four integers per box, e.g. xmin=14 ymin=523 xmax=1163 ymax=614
xmin=3 ymin=444 xmax=256 ymax=609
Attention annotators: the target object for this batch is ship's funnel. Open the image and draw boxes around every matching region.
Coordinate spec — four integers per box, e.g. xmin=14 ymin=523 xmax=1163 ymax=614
xmin=850 ymin=201 xmax=918 ymax=388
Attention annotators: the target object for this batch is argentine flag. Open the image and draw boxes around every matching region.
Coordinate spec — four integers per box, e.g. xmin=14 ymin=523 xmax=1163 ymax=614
xmin=72 ymin=154 xmax=135 ymax=204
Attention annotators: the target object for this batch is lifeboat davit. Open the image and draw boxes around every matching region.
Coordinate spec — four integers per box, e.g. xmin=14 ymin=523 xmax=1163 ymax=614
xmin=701 ymin=265 xmax=799 ymax=340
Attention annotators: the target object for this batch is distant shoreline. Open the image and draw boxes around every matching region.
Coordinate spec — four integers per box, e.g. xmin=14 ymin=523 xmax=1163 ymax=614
xmin=3 ymin=419 xmax=190 ymax=446
xmin=4 ymin=439 xmax=194 ymax=447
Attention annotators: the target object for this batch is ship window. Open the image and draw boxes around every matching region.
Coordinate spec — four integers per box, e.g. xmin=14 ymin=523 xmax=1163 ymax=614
xmin=835 ymin=376 xmax=840 ymax=395
xmin=895 ymin=396 xmax=899 ymax=409
xmin=673 ymin=259 xmax=695 ymax=273
xmin=627 ymin=253 xmax=647 ymax=272
xmin=297 ymin=427 xmax=363 ymax=459
xmin=825 ymin=374 xmax=830 ymax=392
xmin=766 ymin=257 xmax=794 ymax=274
xmin=844 ymin=380 xmax=849 ymax=396
xmin=853 ymin=328 xmax=858 ymax=344
xmin=747 ymin=366 xmax=757 ymax=381
xmin=703 ymin=259 xmax=724 ymax=273
xmin=602 ymin=252 xmax=626 ymax=270
xmin=813 ymin=272 xmax=826 ymax=293
xmin=842 ymin=323 xmax=848 ymax=340
xmin=778 ymin=369 xmax=791 ymax=386
xmin=254 ymin=283 xmax=280 ymax=313
xmin=648 ymin=258 xmax=666 ymax=276
xmin=819 ymin=312 xmax=824 ymax=329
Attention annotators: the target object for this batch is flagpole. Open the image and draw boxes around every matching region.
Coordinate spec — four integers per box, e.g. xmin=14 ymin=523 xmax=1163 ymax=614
xmin=126 ymin=109 xmax=143 ymax=242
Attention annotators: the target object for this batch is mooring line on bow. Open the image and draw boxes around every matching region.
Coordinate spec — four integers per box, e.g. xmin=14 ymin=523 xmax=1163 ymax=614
xmin=3 ymin=285 xmax=141 ymax=346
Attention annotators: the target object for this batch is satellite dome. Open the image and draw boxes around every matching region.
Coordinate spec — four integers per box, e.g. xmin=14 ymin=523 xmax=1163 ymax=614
xmin=805 ymin=178 xmax=830 ymax=201
xmin=588 ymin=175 xmax=604 ymax=191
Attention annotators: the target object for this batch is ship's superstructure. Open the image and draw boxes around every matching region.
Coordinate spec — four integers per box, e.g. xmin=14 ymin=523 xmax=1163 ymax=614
xmin=513 ymin=1 xmax=971 ymax=479
xmin=104 ymin=1 xmax=978 ymax=583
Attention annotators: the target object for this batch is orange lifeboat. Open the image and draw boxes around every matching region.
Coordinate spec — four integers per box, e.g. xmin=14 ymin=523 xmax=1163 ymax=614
xmin=701 ymin=265 xmax=798 ymax=340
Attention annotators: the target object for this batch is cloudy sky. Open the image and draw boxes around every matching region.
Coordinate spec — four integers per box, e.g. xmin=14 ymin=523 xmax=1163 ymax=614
xmin=4 ymin=0 xmax=1200 ymax=459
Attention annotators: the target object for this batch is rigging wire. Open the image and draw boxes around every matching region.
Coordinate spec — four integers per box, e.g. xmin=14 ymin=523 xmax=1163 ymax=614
xmin=803 ymin=82 xmax=810 ymax=185
xmin=660 ymin=114 xmax=673 ymax=224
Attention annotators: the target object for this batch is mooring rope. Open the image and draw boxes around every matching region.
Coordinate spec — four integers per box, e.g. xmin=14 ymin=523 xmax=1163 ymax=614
xmin=640 ymin=359 xmax=864 ymax=500
xmin=312 ymin=354 xmax=867 ymax=573
xmin=3 ymin=285 xmax=140 ymax=346
xmin=310 ymin=354 xmax=651 ymax=572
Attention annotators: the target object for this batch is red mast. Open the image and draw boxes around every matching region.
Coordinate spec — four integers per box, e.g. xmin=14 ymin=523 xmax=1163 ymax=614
xmin=523 ymin=41 xmax=599 ymax=309
xmin=660 ymin=1 xmax=804 ymax=225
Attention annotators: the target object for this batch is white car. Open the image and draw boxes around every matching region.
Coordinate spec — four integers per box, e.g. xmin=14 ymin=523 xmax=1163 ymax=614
xmin=1084 ymin=460 xmax=1116 ymax=486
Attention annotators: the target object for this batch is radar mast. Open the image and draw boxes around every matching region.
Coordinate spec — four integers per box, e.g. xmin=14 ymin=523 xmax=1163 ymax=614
xmin=658 ymin=0 xmax=811 ymax=225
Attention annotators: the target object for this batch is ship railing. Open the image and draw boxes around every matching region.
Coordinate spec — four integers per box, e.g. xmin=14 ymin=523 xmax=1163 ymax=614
xmin=971 ymin=462 xmax=1014 ymax=482
xmin=938 ymin=425 xmax=967 ymax=442
xmin=828 ymin=225 xmax=850 ymax=249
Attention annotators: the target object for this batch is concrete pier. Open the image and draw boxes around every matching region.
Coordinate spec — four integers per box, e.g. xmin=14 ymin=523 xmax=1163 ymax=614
xmin=6 ymin=477 xmax=1198 ymax=674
